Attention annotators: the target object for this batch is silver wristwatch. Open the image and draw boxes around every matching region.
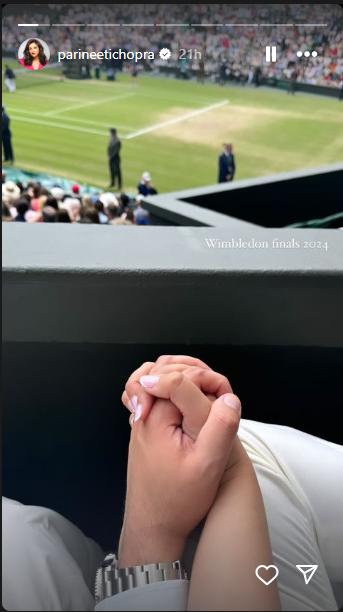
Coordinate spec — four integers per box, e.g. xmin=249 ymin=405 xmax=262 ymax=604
xmin=95 ymin=553 xmax=188 ymax=603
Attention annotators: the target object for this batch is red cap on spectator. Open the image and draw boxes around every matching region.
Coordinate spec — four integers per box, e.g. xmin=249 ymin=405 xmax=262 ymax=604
xmin=72 ymin=184 xmax=80 ymax=194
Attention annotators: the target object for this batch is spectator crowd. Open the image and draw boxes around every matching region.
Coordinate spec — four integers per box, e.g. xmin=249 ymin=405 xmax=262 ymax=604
xmin=3 ymin=3 xmax=343 ymax=88
xmin=2 ymin=172 xmax=155 ymax=225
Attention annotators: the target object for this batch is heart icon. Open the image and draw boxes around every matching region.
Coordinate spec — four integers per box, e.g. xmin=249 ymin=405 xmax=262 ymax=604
xmin=255 ymin=565 xmax=279 ymax=586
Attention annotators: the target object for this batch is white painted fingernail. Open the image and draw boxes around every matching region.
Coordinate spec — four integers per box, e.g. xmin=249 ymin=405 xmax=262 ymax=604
xmin=134 ymin=404 xmax=142 ymax=422
xmin=140 ymin=375 xmax=159 ymax=388
xmin=129 ymin=395 xmax=138 ymax=413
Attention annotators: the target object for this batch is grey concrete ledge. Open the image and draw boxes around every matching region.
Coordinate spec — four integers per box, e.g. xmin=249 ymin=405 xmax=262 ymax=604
xmin=3 ymin=163 xmax=343 ymax=347
xmin=3 ymin=224 xmax=343 ymax=348
xmin=3 ymin=224 xmax=343 ymax=274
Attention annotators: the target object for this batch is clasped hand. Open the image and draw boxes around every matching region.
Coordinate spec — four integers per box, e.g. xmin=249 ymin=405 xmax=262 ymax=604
xmin=118 ymin=355 xmax=242 ymax=567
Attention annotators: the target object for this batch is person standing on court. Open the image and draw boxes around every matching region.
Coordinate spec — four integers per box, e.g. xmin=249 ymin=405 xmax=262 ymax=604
xmin=287 ymin=66 xmax=298 ymax=95
xmin=2 ymin=106 xmax=15 ymax=164
xmin=218 ymin=143 xmax=236 ymax=183
xmin=107 ymin=128 xmax=122 ymax=190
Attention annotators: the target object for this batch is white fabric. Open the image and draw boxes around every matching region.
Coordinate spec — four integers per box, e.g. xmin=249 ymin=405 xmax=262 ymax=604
xmin=2 ymin=498 xmax=103 ymax=611
xmin=2 ymin=420 xmax=343 ymax=611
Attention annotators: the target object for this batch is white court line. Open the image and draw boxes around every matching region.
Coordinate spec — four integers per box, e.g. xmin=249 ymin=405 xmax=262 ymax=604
xmin=6 ymin=107 xmax=135 ymax=130
xmin=44 ymin=92 xmax=135 ymax=116
xmin=10 ymin=115 xmax=119 ymax=136
xmin=125 ymin=100 xmax=229 ymax=139
xmin=44 ymin=99 xmax=106 ymax=116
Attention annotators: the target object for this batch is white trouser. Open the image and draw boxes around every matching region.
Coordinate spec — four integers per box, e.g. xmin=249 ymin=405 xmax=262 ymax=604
xmin=2 ymin=421 xmax=343 ymax=611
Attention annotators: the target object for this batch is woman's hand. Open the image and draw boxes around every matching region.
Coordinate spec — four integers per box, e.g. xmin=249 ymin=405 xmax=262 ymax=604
xmin=118 ymin=373 xmax=241 ymax=568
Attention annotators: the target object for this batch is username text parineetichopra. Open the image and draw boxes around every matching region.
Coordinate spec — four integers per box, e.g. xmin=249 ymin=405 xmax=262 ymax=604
xmin=57 ymin=48 xmax=155 ymax=63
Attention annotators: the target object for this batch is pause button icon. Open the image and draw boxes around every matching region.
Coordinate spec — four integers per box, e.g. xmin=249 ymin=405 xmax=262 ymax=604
xmin=266 ymin=46 xmax=277 ymax=62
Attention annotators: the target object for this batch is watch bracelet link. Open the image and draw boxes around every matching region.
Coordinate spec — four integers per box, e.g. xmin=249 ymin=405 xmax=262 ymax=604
xmin=95 ymin=553 xmax=188 ymax=603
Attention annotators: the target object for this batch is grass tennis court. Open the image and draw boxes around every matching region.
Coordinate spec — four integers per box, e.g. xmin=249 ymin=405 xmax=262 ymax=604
xmin=3 ymin=63 xmax=343 ymax=192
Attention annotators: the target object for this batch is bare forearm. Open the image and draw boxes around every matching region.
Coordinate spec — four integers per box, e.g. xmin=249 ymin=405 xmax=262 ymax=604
xmin=188 ymin=441 xmax=281 ymax=611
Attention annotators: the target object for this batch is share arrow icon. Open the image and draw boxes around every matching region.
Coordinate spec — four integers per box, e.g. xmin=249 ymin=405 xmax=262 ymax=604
xmin=296 ymin=565 xmax=318 ymax=584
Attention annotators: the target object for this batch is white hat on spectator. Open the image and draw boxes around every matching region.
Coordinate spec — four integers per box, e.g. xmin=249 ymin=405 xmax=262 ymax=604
xmin=50 ymin=187 xmax=65 ymax=201
xmin=60 ymin=197 xmax=81 ymax=221
xmin=2 ymin=181 xmax=20 ymax=205
xmin=61 ymin=197 xmax=79 ymax=210
xmin=142 ymin=172 xmax=151 ymax=182
xmin=136 ymin=194 xmax=144 ymax=203
xmin=99 ymin=192 xmax=119 ymax=208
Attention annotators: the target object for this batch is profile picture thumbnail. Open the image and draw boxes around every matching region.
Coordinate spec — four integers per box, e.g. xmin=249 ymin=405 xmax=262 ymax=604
xmin=18 ymin=38 xmax=50 ymax=71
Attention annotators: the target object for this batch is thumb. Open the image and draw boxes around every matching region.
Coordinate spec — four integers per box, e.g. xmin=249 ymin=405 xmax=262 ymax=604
xmin=195 ymin=393 xmax=241 ymax=464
